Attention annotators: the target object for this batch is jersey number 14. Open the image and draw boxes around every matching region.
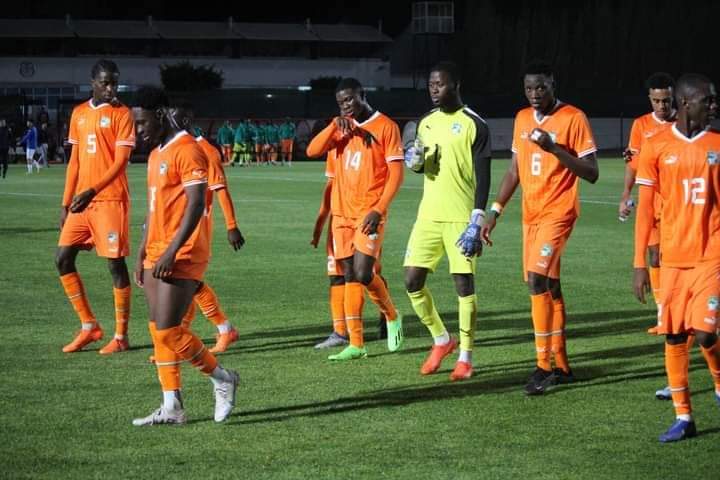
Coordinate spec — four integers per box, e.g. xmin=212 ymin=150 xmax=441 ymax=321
xmin=344 ymin=151 xmax=362 ymax=171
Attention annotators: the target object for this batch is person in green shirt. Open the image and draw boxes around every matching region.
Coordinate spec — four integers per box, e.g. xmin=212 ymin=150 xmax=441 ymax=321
xmin=265 ymin=121 xmax=280 ymax=165
xmin=216 ymin=120 xmax=234 ymax=166
xmin=403 ymin=61 xmax=492 ymax=381
xmin=232 ymin=120 xmax=248 ymax=166
xmin=279 ymin=117 xmax=296 ymax=166
xmin=252 ymin=120 xmax=267 ymax=165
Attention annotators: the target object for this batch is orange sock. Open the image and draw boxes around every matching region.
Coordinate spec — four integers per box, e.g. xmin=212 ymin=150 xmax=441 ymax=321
xmin=344 ymin=282 xmax=364 ymax=347
xmin=113 ymin=286 xmax=130 ymax=338
xmin=665 ymin=341 xmax=691 ymax=416
xmin=366 ymin=274 xmax=397 ymax=321
xmin=530 ymin=292 xmax=553 ymax=371
xmin=648 ymin=266 xmax=660 ymax=303
xmin=551 ymin=297 xmax=570 ymax=372
xmin=701 ymin=339 xmax=720 ymax=393
xmin=330 ymin=284 xmax=347 ymax=336
xmin=155 ymin=325 xmax=218 ymax=375
xmin=59 ymin=272 xmax=96 ymax=325
xmin=194 ymin=283 xmax=227 ymax=327
xmin=181 ymin=303 xmax=196 ymax=330
xmin=149 ymin=322 xmax=181 ymax=391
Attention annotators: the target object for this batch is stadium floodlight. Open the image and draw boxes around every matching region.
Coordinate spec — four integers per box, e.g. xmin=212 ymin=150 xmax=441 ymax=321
xmin=297 ymin=86 xmax=312 ymax=91
xmin=265 ymin=93 xmax=274 ymax=99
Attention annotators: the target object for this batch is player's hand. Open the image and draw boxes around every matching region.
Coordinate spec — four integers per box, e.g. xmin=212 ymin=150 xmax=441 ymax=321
xmin=152 ymin=250 xmax=176 ymax=279
xmin=69 ymin=188 xmax=96 ymax=213
xmin=59 ymin=206 xmax=69 ymax=230
xmin=227 ymin=228 xmax=245 ymax=251
xmin=334 ymin=117 xmax=354 ymax=137
xmin=529 ymin=128 xmax=555 ymax=152
xmin=456 ymin=223 xmax=483 ymax=257
xmin=404 ymin=138 xmax=425 ymax=171
xmin=311 ymin=215 xmax=325 ymax=248
xmin=481 ymin=215 xmax=496 ymax=247
xmin=633 ymin=267 xmax=651 ymax=304
xmin=622 ymin=148 xmax=633 ymax=163
xmin=134 ymin=267 xmax=144 ymax=288
xmin=361 ymin=210 xmax=382 ymax=235
xmin=619 ymin=195 xmax=633 ymax=218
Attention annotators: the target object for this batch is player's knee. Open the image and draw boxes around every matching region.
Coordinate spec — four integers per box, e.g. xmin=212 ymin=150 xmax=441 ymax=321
xmin=153 ymin=326 xmax=180 ymax=348
xmin=354 ymin=267 xmax=373 ymax=286
xmin=666 ymin=333 xmax=688 ymax=345
xmin=329 ymin=275 xmax=345 ymax=286
xmin=405 ymin=273 xmax=424 ymax=293
xmin=55 ymin=249 xmax=75 ymax=274
xmin=695 ymin=331 xmax=717 ymax=349
xmin=453 ymin=274 xmax=474 ymax=297
xmin=527 ymin=273 xmax=549 ymax=295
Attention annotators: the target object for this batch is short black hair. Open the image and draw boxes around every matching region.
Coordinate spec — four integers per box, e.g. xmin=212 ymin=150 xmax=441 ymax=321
xmin=645 ymin=72 xmax=675 ymax=91
xmin=335 ymin=77 xmax=363 ymax=93
xmin=132 ymin=86 xmax=169 ymax=110
xmin=524 ymin=60 xmax=554 ymax=78
xmin=676 ymin=73 xmax=713 ymax=99
xmin=431 ymin=61 xmax=461 ymax=85
xmin=91 ymin=59 xmax=119 ymax=79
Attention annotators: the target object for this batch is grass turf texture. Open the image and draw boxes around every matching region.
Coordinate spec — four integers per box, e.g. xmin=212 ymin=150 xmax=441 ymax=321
xmin=0 ymin=159 xmax=717 ymax=479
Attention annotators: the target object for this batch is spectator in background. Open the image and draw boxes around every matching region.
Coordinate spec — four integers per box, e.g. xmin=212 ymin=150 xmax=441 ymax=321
xmin=265 ymin=121 xmax=280 ymax=165
xmin=253 ymin=120 xmax=267 ymax=165
xmin=232 ymin=119 xmax=248 ymax=166
xmin=0 ymin=118 xmax=10 ymax=178
xmin=279 ymin=117 xmax=296 ymax=167
xmin=216 ymin=120 xmax=234 ymax=166
xmin=38 ymin=122 xmax=50 ymax=168
xmin=19 ymin=119 xmax=39 ymax=174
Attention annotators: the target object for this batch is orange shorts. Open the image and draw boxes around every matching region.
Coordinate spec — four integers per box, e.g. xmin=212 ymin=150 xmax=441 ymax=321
xmin=330 ymin=215 xmax=384 ymax=262
xmin=58 ymin=201 xmax=129 ymax=258
xmin=326 ymin=220 xmax=382 ymax=277
xmin=143 ymin=259 xmax=207 ymax=281
xmin=281 ymin=139 xmax=294 ymax=154
xmin=523 ymin=219 xmax=575 ymax=281
xmin=655 ymin=261 xmax=720 ymax=335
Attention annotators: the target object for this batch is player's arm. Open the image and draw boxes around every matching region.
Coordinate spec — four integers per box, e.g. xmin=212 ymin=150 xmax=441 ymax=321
xmin=216 ymin=187 xmax=245 ymax=251
xmin=306 ymin=120 xmax=339 ymax=158
xmin=363 ymin=161 xmax=404 ymax=234
xmin=134 ymin=216 xmax=148 ymax=288
xmin=70 ymin=145 xmax=132 ymax=213
xmin=153 ymin=183 xmax=206 ymax=279
xmin=311 ymin=178 xmax=332 ymax=248
xmin=619 ymin=162 xmax=637 ymax=218
xmin=531 ymin=128 xmax=598 ymax=183
xmin=481 ymin=153 xmax=520 ymax=245
xmin=633 ymin=184 xmax=655 ymax=303
xmin=60 ymin=143 xmax=80 ymax=229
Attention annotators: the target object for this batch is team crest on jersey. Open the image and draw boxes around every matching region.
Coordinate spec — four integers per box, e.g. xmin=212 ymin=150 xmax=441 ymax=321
xmin=100 ymin=116 xmax=111 ymax=128
xmin=107 ymin=231 xmax=118 ymax=243
xmin=159 ymin=162 xmax=168 ymax=175
xmin=540 ymin=243 xmax=553 ymax=257
xmin=707 ymin=151 xmax=718 ymax=165
xmin=708 ymin=296 xmax=719 ymax=311
xmin=451 ymin=123 xmax=462 ymax=135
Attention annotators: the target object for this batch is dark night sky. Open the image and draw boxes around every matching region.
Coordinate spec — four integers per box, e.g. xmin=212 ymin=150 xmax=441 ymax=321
xmin=1 ymin=0 xmax=418 ymax=36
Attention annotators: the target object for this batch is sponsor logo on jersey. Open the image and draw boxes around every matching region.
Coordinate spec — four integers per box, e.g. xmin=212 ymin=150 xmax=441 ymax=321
xmin=107 ymin=231 xmax=118 ymax=243
xmin=664 ymin=155 xmax=678 ymax=165
xmin=536 ymin=260 xmax=548 ymax=269
xmin=451 ymin=123 xmax=462 ymax=135
xmin=540 ymin=243 xmax=553 ymax=257
xmin=707 ymin=151 xmax=718 ymax=165
xmin=100 ymin=116 xmax=111 ymax=128
xmin=159 ymin=162 xmax=168 ymax=175
xmin=708 ymin=296 xmax=719 ymax=311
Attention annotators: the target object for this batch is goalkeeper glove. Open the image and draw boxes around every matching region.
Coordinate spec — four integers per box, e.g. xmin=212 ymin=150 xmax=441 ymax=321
xmin=404 ymin=138 xmax=425 ymax=171
xmin=456 ymin=209 xmax=485 ymax=257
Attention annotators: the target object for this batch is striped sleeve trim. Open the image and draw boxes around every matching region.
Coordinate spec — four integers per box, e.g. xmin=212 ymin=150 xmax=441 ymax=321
xmin=386 ymin=155 xmax=404 ymax=162
xmin=577 ymin=147 xmax=598 ymax=158
xmin=68 ymin=139 xmax=79 ymax=145
xmin=209 ymin=183 xmax=226 ymax=191
xmin=635 ymin=178 xmax=654 ymax=186
xmin=116 ymin=140 xmax=136 ymax=147
xmin=511 ymin=147 xmax=518 ymax=153
xmin=325 ymin=172 xmax=335 ymax=178
xmin=183 ymin=179 xmax=208 ymax=187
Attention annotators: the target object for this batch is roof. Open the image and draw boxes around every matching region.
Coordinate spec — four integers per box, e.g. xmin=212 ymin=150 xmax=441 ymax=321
xmin=0 ymin=17 xmax=392 ymax=42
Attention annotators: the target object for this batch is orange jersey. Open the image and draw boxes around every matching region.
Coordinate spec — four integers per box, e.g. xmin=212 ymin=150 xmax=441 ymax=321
xmin=67 ymin=99 xmax=135 ymax=202
xmin=323 ymin=112 xmax=403 ymax=219
xmin=196 ymin=135 xmax=228 ymax=244
xmin=512 ymin=102 xmax=597 ymax=224
xmin=627 ymin=112 xmax=674 ymax=169
xmin=145 ymin=131 xmax=210 ymax=264
xmin=636 ymin=125 xmax=720 ymax=267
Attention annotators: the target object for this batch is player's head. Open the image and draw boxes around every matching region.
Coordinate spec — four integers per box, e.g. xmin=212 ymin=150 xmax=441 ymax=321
xmin=90 ymin=59 xmax=120 ymax=105
xmin=26 ymin=119 xmax=33 ymax=127
xmin=428 ymin=61 xmax=461 ymax=109
xmin=675 ymin=73 xmax=717 ymax=127
xmin=523 ymin=61 xmax=556 ymax=112
xmin=132 ymin=86 xmax=171 ymax=149
xmin=172 ymin=100 xmax=195 ymax=132
xmin=335 ymin=78 xmax=369 ymax=119
xmin=645 ymin=72 xmax=675 ymax=120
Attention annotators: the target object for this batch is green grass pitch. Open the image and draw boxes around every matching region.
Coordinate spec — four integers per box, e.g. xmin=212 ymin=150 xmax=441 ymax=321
xmin=0 ymin=159 xmax=716 ymax=479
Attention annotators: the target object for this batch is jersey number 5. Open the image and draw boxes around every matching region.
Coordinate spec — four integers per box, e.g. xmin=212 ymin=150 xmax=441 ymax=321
xmin=531 ymin=153 xmax=541 ymax=176
xmin=344 ymin=151 xmax=362 ymax=171
xmin=87 ymin=134 xmax=97 ymax=154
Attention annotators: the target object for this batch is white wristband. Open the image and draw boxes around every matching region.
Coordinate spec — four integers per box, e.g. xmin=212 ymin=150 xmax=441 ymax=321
xmin=470 ymin=209 xmax=486 ymax=226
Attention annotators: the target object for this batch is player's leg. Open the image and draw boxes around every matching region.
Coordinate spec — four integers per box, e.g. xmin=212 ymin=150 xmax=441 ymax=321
xmin=98 ymin=257 xmax=131 ymax=354
xmin=0 ymin=149 xmax=8 ymax=178
xmin=692 ymin=262 xmax=720 ymax=406
xmin=549 ymin=278 xmax=573 ymax=382
xmin=327 ymin=255 xmax=368 ymax=361
xmin=25 ymin=148 xmax=33 ymax=173
xmin=646 ymin=241 xmax=661 ymax=334
xmin=56 ymin=211 xmax=103 ymax=352
xmin=286 ymin=139 xmax=293 ymax=166
xmin=404 ymin=219 xmax=454 ymax=374
xmin=192 ymin=282 xmax=238 ymax=353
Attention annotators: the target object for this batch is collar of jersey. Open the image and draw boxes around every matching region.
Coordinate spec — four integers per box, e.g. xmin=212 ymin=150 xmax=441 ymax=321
xmin=88 ymin=99 xmax=110 ymax=110
xmin=652 ymin=110 xmax=676 ymax=124
xmin=671 ymin=123 xmax=710 ymax=143
xmin=533 ymin=100 xmax=563 ymax=125
xmin=352 ymin=110 xmax=380 ymax=127
xmin=159 ymin=130 xmax=189 ymax=151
